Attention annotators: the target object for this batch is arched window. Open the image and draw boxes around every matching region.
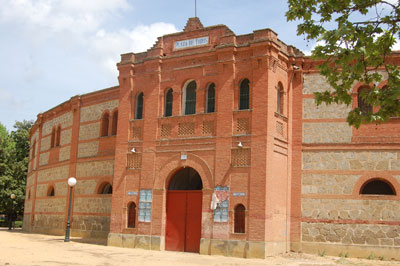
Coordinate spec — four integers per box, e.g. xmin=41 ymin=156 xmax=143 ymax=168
xmin=277 ymin=83 xmax=284 ymax=114
xmin=101 ymin=113 xmax=109 ymax=137
xmin=50 ymin=127 xmax=56 ymax=148
xmin=28 ymin=189 xmax=31 ymax=200
xmin=135 ymin=92 xmax=144 ymax=119
xmin=111 ymin=110 xmax=118 ymax=135
xmin=183 ymin=81 xmax=196 ymax=115
xmin=358 ymin=86 xmax=372 ymax=115
xmin=127 ymin=202 xmax=136 ymax=228
xmin=56 ymin=125 xmax=61 ymax=147
xmin=165 ymin=89 xmax=173 ymax=117
xmin=234 ymin=204 xmax=245 ymax=233
xmin=360 ymin=179 xmax=395 ymax=195
xmin=47 ymin=186 xmax=55 ymax=197
xmin=239 ymin=79 xmax=250 ymax=110
xmin=206 ymin=83 xmax=215 ymax=113
xmin=98 ymin=182 xmax=112 ymax=194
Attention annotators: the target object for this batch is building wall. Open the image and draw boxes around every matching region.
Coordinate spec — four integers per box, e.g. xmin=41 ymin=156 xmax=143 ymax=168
xmin=23 ymin=18 xmax=400 ymax=260
xmin=296 ymin=71 xmax=400 ymax=259
xmin=23 ymin=89 xmax=119 ymax=238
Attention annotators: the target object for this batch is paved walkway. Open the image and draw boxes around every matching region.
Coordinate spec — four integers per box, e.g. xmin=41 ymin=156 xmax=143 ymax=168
xmin=0 ymin=228 xmax=399 ymax=266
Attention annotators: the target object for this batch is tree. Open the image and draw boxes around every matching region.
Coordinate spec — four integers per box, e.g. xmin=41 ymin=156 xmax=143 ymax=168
xmin=0 ymin=120 xmax=33 ymax=228
xmin=286 ymin=0 xmax=400 ymax=128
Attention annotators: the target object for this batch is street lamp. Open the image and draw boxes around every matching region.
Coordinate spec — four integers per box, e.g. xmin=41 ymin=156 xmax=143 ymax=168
xmin=64 ymin=177 xmax=77 ymax=242
xmin=8 ymin=194 xmax=16 ymax=230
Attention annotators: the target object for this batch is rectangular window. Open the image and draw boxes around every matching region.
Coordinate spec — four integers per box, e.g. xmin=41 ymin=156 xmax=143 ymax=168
xmin=138 ymin=189 xmax=152 ymax=222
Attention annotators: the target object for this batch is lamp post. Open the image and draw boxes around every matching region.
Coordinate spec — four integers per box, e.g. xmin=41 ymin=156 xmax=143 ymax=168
xmin=64 ymin=177 xmax=77 ymax=242
xmin=8 ymin=193 xmax=16 ymax=230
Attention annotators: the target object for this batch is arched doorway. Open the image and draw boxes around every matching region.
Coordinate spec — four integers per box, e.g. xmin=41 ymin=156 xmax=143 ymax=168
xmin=165 ymin=167 xmax=203 ymax=252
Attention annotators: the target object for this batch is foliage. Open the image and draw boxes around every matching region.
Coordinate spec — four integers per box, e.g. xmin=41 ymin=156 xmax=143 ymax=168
xmin=0 ymin=120 xmax=33 ymax=223
xmin=286 ymin=0 xmax=400 ymax=128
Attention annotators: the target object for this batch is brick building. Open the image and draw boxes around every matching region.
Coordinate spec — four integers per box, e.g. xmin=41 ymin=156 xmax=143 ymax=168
xmin=23 ymin=18 xmax=400 ymax=259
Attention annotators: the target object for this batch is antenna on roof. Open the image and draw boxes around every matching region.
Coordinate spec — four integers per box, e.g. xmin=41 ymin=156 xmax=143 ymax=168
xmin=195 ymin=0 xmax=197 ymax=17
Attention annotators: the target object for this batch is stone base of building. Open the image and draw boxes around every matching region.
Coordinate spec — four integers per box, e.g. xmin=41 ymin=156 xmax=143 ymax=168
xmin=298 ymin=242 xmax=400 ymax=260
xmin=200 ymin=238 xmax=287 ymax=258
xmin=108 ymin=233 xmax=163 ymax=251
xmin=108 ymin=233 xmax=287 ymax=259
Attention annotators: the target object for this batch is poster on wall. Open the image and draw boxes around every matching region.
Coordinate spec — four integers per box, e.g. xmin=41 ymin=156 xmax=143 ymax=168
xmin=211 ymin=186 xmax=229 ymax=222
xmin=138 ymin=189 xmax=152 ymax=222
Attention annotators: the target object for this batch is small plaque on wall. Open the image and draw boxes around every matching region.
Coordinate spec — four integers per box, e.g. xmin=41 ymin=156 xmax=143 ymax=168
xmin=232 ymin=192 xmax=245 ymax=197
xmin=127 ymin=191 xmax=138 ymax=196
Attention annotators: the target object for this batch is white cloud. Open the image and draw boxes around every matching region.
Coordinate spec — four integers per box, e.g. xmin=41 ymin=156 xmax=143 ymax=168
xmin=90 ymin=23 xmax=179 ymax=76
xmin=0 ymin=0 xmax=131 ymax=34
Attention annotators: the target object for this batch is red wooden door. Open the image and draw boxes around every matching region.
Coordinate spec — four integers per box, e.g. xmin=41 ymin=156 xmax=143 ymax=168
xmin=165 ymin=190 xmax=202 ymax=252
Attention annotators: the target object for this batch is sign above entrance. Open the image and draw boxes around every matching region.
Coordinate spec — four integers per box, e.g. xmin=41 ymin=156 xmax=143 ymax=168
xmin=174 ymin=36 xmax=209 ymax=50
xmin=127 ymin=191 xmax=138 ymax=196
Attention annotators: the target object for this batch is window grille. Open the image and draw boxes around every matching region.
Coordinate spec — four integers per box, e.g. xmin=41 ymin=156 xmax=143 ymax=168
xmin=178 ymin=122 xmax=195 ymax=136
xmin=138 ymin=189 xmax=152 ymax=222
xmin=161 ymin=124 xmax=171 ymax=137
xmin=231 ymin=148 xmax=251 ymax=167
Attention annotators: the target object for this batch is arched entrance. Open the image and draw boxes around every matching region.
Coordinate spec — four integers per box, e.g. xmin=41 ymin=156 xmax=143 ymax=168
xmin=165 ymin=167 xmax=203 ymax=252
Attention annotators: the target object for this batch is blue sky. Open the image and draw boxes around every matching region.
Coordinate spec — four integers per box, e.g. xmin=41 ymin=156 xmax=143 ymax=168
xmin=0 ymin=0 xmax=397 ymax=130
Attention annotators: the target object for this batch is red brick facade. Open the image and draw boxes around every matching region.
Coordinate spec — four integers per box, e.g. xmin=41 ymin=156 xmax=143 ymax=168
xmin=23 ymin=18 xmax=400 ymax=259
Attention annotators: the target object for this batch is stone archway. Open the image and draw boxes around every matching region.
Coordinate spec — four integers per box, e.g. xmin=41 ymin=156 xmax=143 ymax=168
xmin=165 ymin=167 xmax=203 ymax=253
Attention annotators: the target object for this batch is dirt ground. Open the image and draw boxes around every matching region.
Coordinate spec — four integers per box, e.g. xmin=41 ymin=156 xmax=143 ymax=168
xmin=1 ymin=229 xmax=399 ymax=266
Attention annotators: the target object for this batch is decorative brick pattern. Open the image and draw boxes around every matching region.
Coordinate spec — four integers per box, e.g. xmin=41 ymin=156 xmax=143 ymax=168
xmin=38 ymin=152 xmax=49 ymax=166
xmin=76 ymin=160 xmax=114 ymax=177
xmin=73 ymin=198 xmax=112 ymax=214
xmin=303 ymin=99 xmax=351 ymax=119
xmin=80 ymin=100 xmax=119 ymax=123
xmin=276 ymin=121 xmax=283 ymax=137
xmin=231 ymin=148 xmax=251 ymax=167
xmin=303 ymin=151 xmax=400 ymax=170
xmin=236 ymin=118 xmax=249 ymax=134
xmin=132 ymin=127 xmax=142 ymax=140
xmin=302 ymin=174 xmax=360 ymax=195
xmin=59 ymin=146 xmax=70 ymax=162
xmin=303 ymin=122 xmax=352 ymax=144
xmin=202 ymin=120 xmax=214 ymax=135
xmin=302 ymin=198 xmax=400 ymax=221
xmin=127 ymin=153 xmax=142 ymax=169
xmin=161 ymin=124 xmax=171 ymax=138
xmin=78 ymin=141 xmax=99 ymax=158
xmin=79 ymin=123 xmax=100 ymax=141
xmin=302 ymin=222 xmax=400 ymax=246
xmin=178 ymin=122 xmax=195 ymax=136
xmin=37 ymin=165 xmax=70 ymax=182
xmin=42 ymin=112 xmax=73 ymax=136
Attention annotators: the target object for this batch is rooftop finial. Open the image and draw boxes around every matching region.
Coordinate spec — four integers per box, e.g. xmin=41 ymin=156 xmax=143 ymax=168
xmin=183 ymin=17 xmax=204 ymax=32
xmin=195 ymin=0 xmax=197 ymax=17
